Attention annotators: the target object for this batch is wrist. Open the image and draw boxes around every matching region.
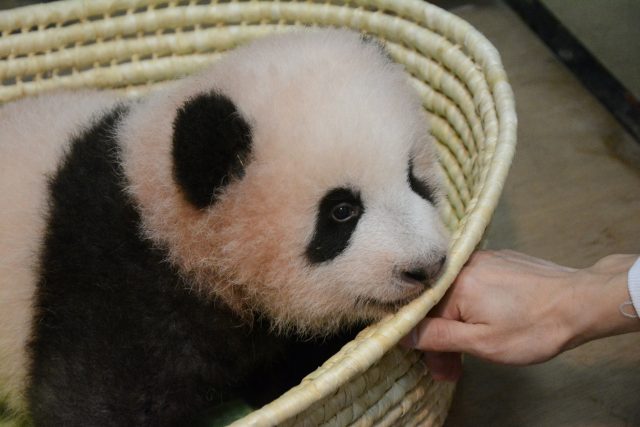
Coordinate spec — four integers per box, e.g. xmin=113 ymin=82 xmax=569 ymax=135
xmin=563 ymin=255 xmax=640 ymax=351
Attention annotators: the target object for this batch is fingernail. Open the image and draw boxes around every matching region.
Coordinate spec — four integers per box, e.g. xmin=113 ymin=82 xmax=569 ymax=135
xmin=399 ymin=328 xmax=418 ymax=349
xmin=431 ymin=372 xmax=457 ymax=382
xmin=424 ymin=352 xmax=462 ymax=382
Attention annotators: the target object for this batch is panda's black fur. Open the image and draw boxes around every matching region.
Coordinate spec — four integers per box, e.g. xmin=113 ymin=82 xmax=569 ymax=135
xmin=28 ymin=100 xmax=356 ymax=425
xmin=172 ymin=92 xmax=253 ymax=210
xmin=306 ymin=188 xmax=364 ymax=264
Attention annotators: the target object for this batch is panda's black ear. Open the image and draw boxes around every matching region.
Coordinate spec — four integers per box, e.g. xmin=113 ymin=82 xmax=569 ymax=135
xmin=172 ymin=92 xmax=252 ymax=209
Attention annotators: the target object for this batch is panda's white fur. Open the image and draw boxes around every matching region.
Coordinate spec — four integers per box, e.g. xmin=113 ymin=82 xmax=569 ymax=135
xmin=0 ymin=29 xmax=448 ymax=421
xmin=119 ymin=30 xmax=448 ymax=333
xmin=0 ymin=91 xmax=119 ymax=410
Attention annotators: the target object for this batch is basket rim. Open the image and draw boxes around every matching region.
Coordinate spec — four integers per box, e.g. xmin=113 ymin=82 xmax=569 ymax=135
xmin=227 ymin=1 xmax=517 ymax=425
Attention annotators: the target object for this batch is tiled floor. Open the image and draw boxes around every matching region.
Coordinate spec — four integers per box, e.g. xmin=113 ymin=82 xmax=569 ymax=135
xmin=442 ymin=2 xmax=640 ymax=426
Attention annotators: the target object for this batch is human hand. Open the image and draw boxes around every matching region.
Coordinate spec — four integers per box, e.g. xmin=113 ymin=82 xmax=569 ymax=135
xmin=403 ymin=250 xmax=640 ymax=381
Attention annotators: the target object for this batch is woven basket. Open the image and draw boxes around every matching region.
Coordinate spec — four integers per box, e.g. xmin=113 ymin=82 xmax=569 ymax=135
xmin=0 ymin=0 xmax=516 ymax=425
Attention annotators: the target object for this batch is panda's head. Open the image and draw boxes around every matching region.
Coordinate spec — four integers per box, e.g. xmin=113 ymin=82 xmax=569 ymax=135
xmin=119 ymin=29 xmax=449 ymax=334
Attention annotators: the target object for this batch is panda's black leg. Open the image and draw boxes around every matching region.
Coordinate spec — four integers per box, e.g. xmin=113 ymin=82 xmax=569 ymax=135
xmin=26 ymin=105 xmax=249 ymax=426
xmin=240 ymin=325 xmax=362 ymax=408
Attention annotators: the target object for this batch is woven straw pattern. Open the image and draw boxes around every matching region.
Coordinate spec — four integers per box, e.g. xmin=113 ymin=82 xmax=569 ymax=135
xmin=0 ymin=0 xmax=517 ymax=425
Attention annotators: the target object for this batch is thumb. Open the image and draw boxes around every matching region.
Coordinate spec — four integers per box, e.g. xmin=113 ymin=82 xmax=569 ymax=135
xmin=412 ymin=317 xmax=479 ymax=353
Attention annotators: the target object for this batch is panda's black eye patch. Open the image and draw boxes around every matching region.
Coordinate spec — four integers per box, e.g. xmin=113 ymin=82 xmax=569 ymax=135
xmin=408 ymin=161 xmax=435 ymax=204
xmin=331 ymin=202 xmax=360 ymax=223
xmin=306 ymin=188 xmax=364 ymax=264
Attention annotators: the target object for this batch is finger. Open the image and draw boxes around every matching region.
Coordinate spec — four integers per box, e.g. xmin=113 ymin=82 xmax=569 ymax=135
xmin=423 ymin=352 xmax=462 ymax=382
xmin=493 ymin=249 xmax=575 ymax=271
xmin=473 ymin=249 xmax=542 ymax=267
xmin=399 ymin=328 xmax=419 ymax=349
xmin=399 ymin=303 xmax=464 ymax=350
xmin=427 ymin=288 xmax=460 ymax=320
xmin=413 ymin=317 xmax=478 ymax=353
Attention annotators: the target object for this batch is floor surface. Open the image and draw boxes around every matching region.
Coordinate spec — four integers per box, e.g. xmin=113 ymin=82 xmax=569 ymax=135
xmin=442 ymin=2 xmax=640 ymax=426
xmin=541 ymin=0 xmax=640 ymax=100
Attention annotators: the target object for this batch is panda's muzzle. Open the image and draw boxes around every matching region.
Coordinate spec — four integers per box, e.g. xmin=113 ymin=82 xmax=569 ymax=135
xmin=399 ymin=255 xmax=446 ymax=287
xmin=355 ymin=256 xmax=447 ymax=312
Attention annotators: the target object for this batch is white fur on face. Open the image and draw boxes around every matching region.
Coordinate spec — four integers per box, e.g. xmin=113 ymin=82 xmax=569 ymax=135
xmin=313 ymin=186 xmax=448 ymax=316
xmin=120 ymin=29 xmax=448 ymax=334
xmin=0 ymin=91 xmax=119 ymax=410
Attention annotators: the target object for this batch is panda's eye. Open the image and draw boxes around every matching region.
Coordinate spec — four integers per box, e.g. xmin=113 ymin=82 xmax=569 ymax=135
xmin=331 ymin=203 xmax=359 ymax=222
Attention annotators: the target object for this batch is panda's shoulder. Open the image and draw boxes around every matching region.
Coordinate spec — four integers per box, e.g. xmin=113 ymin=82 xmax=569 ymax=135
xmin=0 ymin=90 xmax=123 ymax=160
xmin=1 ymin=89 xmax=121 ymax=130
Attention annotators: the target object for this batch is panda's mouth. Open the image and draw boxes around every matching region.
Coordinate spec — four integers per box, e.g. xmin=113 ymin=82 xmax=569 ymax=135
xmin=355 ymin=293 xmax=420 ymax=311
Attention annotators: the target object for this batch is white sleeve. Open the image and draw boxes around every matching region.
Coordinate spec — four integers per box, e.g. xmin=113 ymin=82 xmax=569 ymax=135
xmin=629 ymin=257 xmax=640 ymax=316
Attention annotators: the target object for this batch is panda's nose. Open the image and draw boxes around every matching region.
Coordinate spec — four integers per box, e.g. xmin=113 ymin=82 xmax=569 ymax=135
xmin=400 ymin=255 xmax=446 ymax=286
xmin=402 ymin=268 xmax=428 ymax=283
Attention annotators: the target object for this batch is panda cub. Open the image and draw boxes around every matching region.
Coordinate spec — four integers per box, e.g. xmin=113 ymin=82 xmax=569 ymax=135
xmin=0 ymin=29 xmax=448 ymax=425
